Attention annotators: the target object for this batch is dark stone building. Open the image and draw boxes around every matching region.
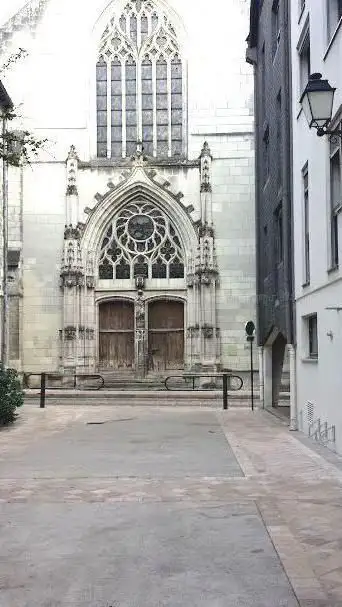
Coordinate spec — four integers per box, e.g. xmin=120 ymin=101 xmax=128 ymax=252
xmin=246 ymin=0 xmax=295 ymax=413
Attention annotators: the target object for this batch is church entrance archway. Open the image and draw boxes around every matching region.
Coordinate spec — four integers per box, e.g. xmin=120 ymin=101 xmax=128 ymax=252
xmin=148 ymin=300 xmax=184 ymax=372
xmin=99 ymin=300 xmax=134 ymax=370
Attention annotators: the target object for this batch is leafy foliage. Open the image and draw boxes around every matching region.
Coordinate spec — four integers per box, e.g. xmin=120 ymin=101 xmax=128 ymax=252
xmin=0 ymin=48 xmax=28 ymax=75
xmin=0 ymin=48 xmax=48 ymax=166
xmin=0 ymin=366 xmax=24 ymax=426
xmin=0 ymin=126 xmax=48 ymax=167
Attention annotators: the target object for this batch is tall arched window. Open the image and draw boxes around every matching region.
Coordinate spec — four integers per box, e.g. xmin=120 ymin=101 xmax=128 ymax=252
xmin=96 ymin=0 xmax=184 ymax=159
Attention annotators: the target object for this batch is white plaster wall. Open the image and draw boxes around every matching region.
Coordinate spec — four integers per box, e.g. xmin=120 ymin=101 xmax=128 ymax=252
xmin=0 ymin=0 xmax=255 ymax=372
xmin=291 ymin=0 xmax=342 ymax=452
xmin=22 ymin=163 xmax=65 ymax=371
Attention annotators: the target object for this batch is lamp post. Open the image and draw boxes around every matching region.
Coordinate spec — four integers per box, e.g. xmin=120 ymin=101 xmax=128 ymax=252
xmin=300 ymin=73 xmax=341 ymax=138
xmin=0 ymin=81 xmax=14 ymax=367
xmin=245 ymin=320 xmax=256 ymax=412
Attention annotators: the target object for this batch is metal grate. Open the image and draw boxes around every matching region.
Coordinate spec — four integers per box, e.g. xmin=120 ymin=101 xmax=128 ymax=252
xmin=307 ymin=401 xmax=314 ymax=426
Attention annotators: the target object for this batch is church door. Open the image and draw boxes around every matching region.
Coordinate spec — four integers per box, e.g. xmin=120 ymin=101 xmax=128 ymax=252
xmin=148 ymin=300 xmax=184 ymax=372
xmin=99 ymin=300 xmax=134 ymax=369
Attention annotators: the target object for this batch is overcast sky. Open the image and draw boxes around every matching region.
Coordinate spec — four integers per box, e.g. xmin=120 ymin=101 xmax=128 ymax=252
xmin=0 ymin=0 xmax=26 ymax=26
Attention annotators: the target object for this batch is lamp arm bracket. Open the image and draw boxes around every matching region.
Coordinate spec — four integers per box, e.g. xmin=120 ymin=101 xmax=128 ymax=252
xmin=317 ymin=127 xmax=342 ymax=140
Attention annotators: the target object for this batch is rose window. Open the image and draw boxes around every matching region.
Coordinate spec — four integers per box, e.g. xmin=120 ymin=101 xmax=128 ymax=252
xmin=99 ymin=202 xmax=185 ymax=280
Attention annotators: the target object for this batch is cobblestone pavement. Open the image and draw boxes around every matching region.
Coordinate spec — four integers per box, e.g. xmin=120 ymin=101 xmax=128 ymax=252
xmin=1 ymin=405 xmax=342 ymax=606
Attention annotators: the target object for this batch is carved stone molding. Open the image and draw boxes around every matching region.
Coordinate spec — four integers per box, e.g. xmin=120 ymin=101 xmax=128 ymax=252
xmin=135 ymin=296 xmax=146 ymax=329
xmin=60 ymin=271 xmax=84 ymax=289
xmin=202 ymin=325 xmax=214 ymax=339
xmin=200 ymin=181 xmax=212 ymax=193
xmin=200 ymin=141 xmax=212 ymax=159
xmin=86 ymin=276 xmax=95 ymax=289
xmin=199 ymin=223 xmax=215 ymax=238
xmin=195 ymin=268 xmax=218 ymax=285
xmin=187 ymin=325 xmax=200 ymax=337
xmin=64 ymin=326 xmax=77 ymax=341
xmin=79 ymin=327 xmax=95 ymax=340
xmin=66 ymin=184 xmax=78 ymax=196
xmin=67 ymin=145 xmax=78 ymax=160
xmin=64 ymin=224 xmax=84 ymax=240
xmin=187 ymin=273 xmax=195 ymax=288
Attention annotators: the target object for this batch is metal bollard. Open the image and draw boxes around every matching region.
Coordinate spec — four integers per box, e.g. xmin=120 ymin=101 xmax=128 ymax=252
xmin=223 ymin=374 xmax=228 ymax=410
xmin=40 ymin=372 xmax=46 ymax=409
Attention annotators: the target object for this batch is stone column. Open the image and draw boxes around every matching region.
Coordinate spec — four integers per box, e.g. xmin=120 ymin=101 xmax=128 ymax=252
xmin=81 ymin=252 xmax=96 ymax=371
xmin=60 ymin=146 xmax=92 ymax=372
xmin=288 ymin=343 xmax=298 ymax=431
xmin=196 ymin=142 xmax=220 ymax=371
xmin=60 ymin=231 xmax=83 ymax=372
xmin=135 ymin=289 xmax=147 ymax=378
xmin=263 ymin=346 xmax=273 ymax=409
xmin=186 ymin=255 xmax=200 ymax=369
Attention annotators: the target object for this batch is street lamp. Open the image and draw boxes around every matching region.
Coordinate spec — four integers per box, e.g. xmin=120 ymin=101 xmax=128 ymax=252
xmin=300 ymin=73 xmax=341 ymax=137
xmin=0 ymin=80 xmax=14 ymax=367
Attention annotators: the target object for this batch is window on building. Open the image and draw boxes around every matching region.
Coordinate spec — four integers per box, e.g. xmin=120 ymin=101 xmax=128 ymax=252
xmin=263 ymin=126 xmax=270 ymax=184
xmin=327 ymin=0 xmax=342 ymax=40
xmin=263 ymin=224 xmax=268 ymax=277
xmin=330 ymin=135 xmax=341 ymax=267
xmin=274 ymin=204 xmax=284 ymax=264
xmin=276 ymin=90 xmax=282 ymax=188
xmin=298 ymin=27 xmax=311 ymax=95
xmin=261 ymin=43 xmax=266 ymax=122
xmin=96 ymin=1 xmax=184 ymax=159
xmin=306 ymin=314 xmax=318 ymax=359
xmin=98 ymin=201 xmax=185 ymax=281
xmin=272 ymin=0 xmax=280 ymax=58
xmin=303 ymin=163 xmax=310 ymax=284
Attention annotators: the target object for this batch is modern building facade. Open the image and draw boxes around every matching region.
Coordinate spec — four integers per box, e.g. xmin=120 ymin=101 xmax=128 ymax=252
xmin=247 ymin=0 xmax=296 ymax=420
xmin=291 ymin=0 xmax=342 ymax=453
xmin=0 ymin=0 xmax=256 ymax=378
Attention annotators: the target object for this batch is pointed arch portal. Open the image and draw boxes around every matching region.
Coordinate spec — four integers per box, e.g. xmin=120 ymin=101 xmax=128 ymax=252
xmin=61 ymin=146 xmax=221 ymax=376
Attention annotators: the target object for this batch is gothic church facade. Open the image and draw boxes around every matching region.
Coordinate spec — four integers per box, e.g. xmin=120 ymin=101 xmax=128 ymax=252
xmin=1 ymin=0 xmax=255 ymax=376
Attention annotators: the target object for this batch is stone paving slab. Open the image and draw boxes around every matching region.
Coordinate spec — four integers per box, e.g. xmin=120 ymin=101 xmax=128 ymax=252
xmin=0 ymin=501 xmax=298 ymax=607
xmin=0 ymin=411 xmax=243 ymax=480
xmin=1 ymin=406 xmax=342 ymax=605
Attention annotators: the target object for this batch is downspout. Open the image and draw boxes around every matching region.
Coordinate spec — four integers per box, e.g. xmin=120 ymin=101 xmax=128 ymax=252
xmin=246 ymin=45 xmax=263 ymax=405
xmin=283 ymin=0 xmax=297 ymax=430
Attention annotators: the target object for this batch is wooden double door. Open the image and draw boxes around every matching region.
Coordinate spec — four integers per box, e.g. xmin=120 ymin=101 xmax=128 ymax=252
xmin=148 ymin=300 xmax=184 ymax=372
xmin=99 ymin=300 xmax=134 ymax=370
xmin=99 ymin=299 xmax=184 ymax=372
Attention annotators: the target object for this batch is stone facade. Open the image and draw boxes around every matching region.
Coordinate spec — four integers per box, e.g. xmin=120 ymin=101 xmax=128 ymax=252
xmin=0 ymin=0 xmax=256 ymax=376
xmin=247 ymin=0 xmax=295 ymax=415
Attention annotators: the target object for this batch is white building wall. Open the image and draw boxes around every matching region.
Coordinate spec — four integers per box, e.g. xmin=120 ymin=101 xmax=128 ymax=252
xmin=0 ymin=0 xmax=255 ymax=373
xmin=291 ymin=0 xmax=342 ymax=453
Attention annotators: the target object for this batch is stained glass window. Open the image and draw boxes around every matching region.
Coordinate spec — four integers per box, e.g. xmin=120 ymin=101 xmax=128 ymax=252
xmin=96 ymin=0 xmax=185 ymax=159
xmin=98 ymin=201 xmax=185 ymax=280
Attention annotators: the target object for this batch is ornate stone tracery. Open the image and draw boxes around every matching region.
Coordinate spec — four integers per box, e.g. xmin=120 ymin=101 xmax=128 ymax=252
xmin=98 ymin=201 xmax=184 ymax=280
xmin=96 ymin=0 xmax=184 ymax=158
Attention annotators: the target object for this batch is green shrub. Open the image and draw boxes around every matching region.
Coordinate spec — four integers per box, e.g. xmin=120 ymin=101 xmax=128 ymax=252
xmin=0 ymin=366 xmax=24 ymax=426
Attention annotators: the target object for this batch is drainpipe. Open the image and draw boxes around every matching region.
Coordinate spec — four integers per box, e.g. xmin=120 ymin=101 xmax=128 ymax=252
xmin=288 ymin=343 xmax=298 ymax=430
xmin=258 ymin=346 xmax=264 ymax=407
xmin=283 ymin=0 xmax=297 ymax=430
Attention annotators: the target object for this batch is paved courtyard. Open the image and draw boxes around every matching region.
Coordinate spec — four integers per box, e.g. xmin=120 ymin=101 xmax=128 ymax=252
xmin=1 ymin=406 xmax=342 ymax=606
